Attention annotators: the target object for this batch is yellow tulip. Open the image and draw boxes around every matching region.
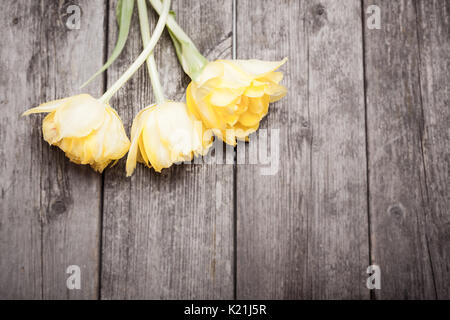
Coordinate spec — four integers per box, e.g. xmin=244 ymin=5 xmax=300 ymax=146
xmin=23 ymin=94 xmax=130 ymax=172
xmin=186 ymin=58 xmax=287 ymax=145
xmin=148 ymin=0 xmax=287 ymax=145
xmin=126 ymin=101 xmax=212 ymax=176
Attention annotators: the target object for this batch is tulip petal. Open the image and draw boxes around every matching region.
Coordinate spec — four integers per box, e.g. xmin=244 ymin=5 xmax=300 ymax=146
xmin=248 ymin=95 xmax=269 ymax=114
xmin=186 ymin=83 xmax=203 ymax=120
xmin=238 ymin=110 xmax=261 ymax=127
xmin=260 ymin=71 xmax=283 ymax=84
xmin=156 ymin=102 xmax=195 ymax=158
xmin=231 ymin=58 xmax=287 ymax=77
xmin=208 ymin=88 xmax=243 ymax=107
xmin=54 ymin=94 xmax=106 ymax=139
xmin=22 ymin=97 xmax=72 ymax=116
xmin=195 ymin=61 xmax=224 ymax=87
xmin=91 ymin=160 xmax=111 ymax=173
xmin=220 ymin=61 xmax=253 ymax=87
xmin=126 ymin=107 xmax=152 ymax=176
xmin=83 ymin=111 xmax=112 ymax=162
xmin=188 ymin=83 xmax=224 ymax=130
xmin=42 ymin=112 xmax=59 ymax=144
xmin=126 ymin=131 xmax=140 ymax=177
xmin=138 ymin=134 xmax=150 ymax=165
xmin=142 ymin=114 xmax=170 ymax=172
xmin=103 ymin=107 xmax=130 ymax=159
xmin=235 ymin=123 xmax=259 ymax=141
xmin=267 ymin=83 xmax=288 ymax=102
xmin=244 ymin=85 xmax=266 ymax=98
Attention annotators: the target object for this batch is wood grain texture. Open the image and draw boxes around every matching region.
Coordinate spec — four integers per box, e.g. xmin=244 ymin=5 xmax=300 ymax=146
xmin=0 ymin=0 xmax=106 ymax=299
xmin=363 ymin=0 xmax=449 ymax=299
xmin=100 ymin=0 xmax=234 ymax=299
xmin=415 ymin=0 xmax=450 ymax=299
xmin=236 ymin=0 xmax=369 ymax=299
xmin=1 ymin=0 xmax=449 ymax=301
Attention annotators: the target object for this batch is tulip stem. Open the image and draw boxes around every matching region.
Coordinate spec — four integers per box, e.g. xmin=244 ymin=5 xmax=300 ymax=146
xmin=99 ymin=0 xmax=171 ymax=104
xmin=137 ymin=0 xmax=165 ymax=105
xmin=147 ymin=0 xmax=208 ymax=81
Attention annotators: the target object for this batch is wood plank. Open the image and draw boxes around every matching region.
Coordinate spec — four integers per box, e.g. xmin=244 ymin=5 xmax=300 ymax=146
xmin=100 ymin=0 xmax=234 ymax=299
xmin=415 ymin=0 xmax=450 ymax=299
xmin=363 ymin=0 xmax=438 ymax=299
xmin=236 ymin=0 xmax=369 ymax=299
xmin=0 ymin=1 xmax=106 ymax=299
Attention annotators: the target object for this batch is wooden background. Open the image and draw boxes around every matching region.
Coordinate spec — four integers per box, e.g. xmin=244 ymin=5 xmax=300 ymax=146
xmin=0 ymin=0 xmax=449 ymax=299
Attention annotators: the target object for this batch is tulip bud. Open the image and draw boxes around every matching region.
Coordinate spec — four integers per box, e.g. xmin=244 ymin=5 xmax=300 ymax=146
xmin=23 ymin=94 xmax=130 ymax=172
xmin=126 ymin=101 xmax=212 ymax=175
xmin=186 ymin=58 xmax=287 ymax=145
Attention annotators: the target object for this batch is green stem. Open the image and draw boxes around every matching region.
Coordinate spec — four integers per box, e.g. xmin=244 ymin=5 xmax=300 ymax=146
xmin=148 ymin=0 xmax=192 ymax=43
xmin=99 ymin=0 xmax=171 ymax=104
xmin=137 ymin=0 xmax=165 ymax=104
xmin=148 ymin=0 xmax=208 ymax=81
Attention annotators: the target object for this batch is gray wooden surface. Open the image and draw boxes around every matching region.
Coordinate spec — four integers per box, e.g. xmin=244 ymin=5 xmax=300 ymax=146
xmin=101 ymin=0 xmax=234 ymax=299
xmin=0 ymin=0 xmax=449 ymax=300
xmin=364 ymin=0 xmax=450 ymax=299
xmin=0 ymin=0 xmax=105 ymax=299
xmin=236 ymin=0 xmax=369 ymax=299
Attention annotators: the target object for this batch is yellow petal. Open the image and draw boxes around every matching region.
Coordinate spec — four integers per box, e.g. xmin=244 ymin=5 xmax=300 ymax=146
xmin=54 ymin=94 xmax=106 ymax=139
xmin=266 ymin=83 xmax=287 ymax=102
xmin=244 ymin=84 xmax=266 ymax=98
xmin=126 ymin=107 xmax=153 ymax=176
xmin=188 ymin=83 xmax=224 ymax=130
xmin=91 ymin=160 xmax=111 ymax=173
xmin=220 ymin=60 xmax=252 ymax=87
xmin=142 ymin=113 xmax=170 ymax=172
xmin=186 ymin=83 xmax=203 ymax=120
xmin=138 ymin=134 xmax=149 ymax=164
xmin=195 ymin=61 xmax=224 ymax=87
xmin=238 ymin=110 xmax=262 ymax=127
xmin=22 ymin=96 xmax=72 ymax=116
xmin=82 ymin=111 xmax=113 ymax=162
xmin=208 ymin=88 xmax=243 ymax=107
xmin=260 ymin=71 xmax=283 ymax=84
xmin=42 ymin=112 xmax=59 ymax=144
xmin=156 ymin=102 xmax=196 ymax=159
xmin=248 ymin=95 xmax=270 ymax=115
xmin=234 ymin=123 xmax=259 ymax=141
xmin=230 ymin=58 xmax=288 ymax=77
xmin=102 ymin=107 xmax=130 ymax=159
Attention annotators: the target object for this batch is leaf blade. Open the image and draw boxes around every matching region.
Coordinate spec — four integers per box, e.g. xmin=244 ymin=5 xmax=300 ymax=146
xmin=81 ymin=0 xmax=135 ymax=88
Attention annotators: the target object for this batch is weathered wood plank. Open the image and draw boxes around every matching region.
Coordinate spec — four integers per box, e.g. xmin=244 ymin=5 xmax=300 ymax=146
xmin=0 ymin=1 xmax=106 ymax=299
xmin=363 ymin=0 xmax=445 ymax=299
xmin=100 ymin=0 xmax=234 ymax=299
xmin=415 ymin=0 xmax=450 ymax=299
xmin=236 ymin=0 xmax=369 ymax=299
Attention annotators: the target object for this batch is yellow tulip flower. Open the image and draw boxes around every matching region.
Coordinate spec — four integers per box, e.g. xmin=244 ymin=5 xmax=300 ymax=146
xmin=23 ymin=94 xmax=130 ymax=172
xmin=186 ymin=58 xmax=287 ymax=145
xmin=149 ymin=0 xmax=288 ymax=145
xmin=126 ymin=0 xmax=210 ymax=176
xmin=23 ymin=0 xmax=172 ymax=174
xmin=126 ymin=101 xmax=212 ymax=176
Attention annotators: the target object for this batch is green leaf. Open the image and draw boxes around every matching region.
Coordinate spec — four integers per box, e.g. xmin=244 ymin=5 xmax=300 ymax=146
xmin=116 ymin=0 xmax=124 ymax=27
xmin=168 ymin=28 xmax=208 ymax=81
xmin=81 ymin=0 xmax=135 ymax=88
